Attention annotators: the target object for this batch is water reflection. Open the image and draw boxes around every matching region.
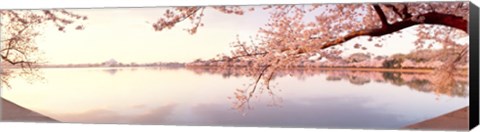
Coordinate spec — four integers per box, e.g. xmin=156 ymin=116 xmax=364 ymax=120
xmin=186 ymin=67 xmax=468 ymax=114
xmin=186 ymin=67 xmax=468 ymax=97
xmin=103 ymin=68 xmax=119 ymax=75
xmin=191 ymin=96 xmax=409 ymax=128
xmin=2 ymin=67 xmax=469 ymax=128
xmin=54 ymin=103 xmax=177 ymax=124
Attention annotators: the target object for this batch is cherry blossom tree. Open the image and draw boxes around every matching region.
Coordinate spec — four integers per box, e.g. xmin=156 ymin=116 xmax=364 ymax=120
xmin=153 ymin=2 xmax=470 ymax=113
xmin=0 ymin=2 xmax=470 ymax=114
xmin=0 ymin=10 xmax=87 ymax=88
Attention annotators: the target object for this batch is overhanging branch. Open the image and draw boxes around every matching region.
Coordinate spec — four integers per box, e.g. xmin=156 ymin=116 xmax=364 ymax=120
xmin=313 ymin=11 xmax=467 ymax=50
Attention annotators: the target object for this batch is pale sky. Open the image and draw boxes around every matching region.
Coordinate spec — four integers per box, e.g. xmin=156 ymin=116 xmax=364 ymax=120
xmin=34 ymin=6 xmax=430 ymax=65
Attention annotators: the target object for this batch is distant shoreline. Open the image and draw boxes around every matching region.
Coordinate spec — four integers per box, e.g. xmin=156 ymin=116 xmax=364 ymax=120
xmin=3 ymin=65 xmax=468 ymax=73
xmin=185 ymin=66 xmax=470 ymax=72
xmin=285 ymin=67 xmax=435 ymax=73
xmin=4 ymin=65 xmax=186 ymax=69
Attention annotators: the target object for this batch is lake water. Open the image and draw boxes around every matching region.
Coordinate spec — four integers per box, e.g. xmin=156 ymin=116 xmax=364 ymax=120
xmin=1 ymin=67 xmax=469 ymax=129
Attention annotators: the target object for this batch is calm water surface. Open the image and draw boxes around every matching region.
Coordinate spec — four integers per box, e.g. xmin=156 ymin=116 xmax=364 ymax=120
xmin=1 ymin=67 xmax=469 ymax=129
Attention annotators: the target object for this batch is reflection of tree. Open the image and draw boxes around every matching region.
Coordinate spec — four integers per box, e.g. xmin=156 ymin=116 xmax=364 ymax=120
xmin=405 ymin=79 xmax=431 ymax=92
xmin=228 ymin=85 xmax=283 ymax=115
xmin=431 ymin=69 xmax=469 ymax=97
xmin=187 ymin=66 xmax=288 ymax=115
xmin=186 ymin=67 xmax=468 ymax=114
xmin=326 ymin=76 xmax=342 ymax=81
xmin=382 ymin=72 xmax=405 ymax=86
xmin=188 ymin=66 xmax=468 ymax=97
xmin=343 ymin=71 xmax=468 ymax=97
xmin=103 ymin=69 xmax=119 ymax=75
xmin=347 ymin=76 xmax=371 ymax=85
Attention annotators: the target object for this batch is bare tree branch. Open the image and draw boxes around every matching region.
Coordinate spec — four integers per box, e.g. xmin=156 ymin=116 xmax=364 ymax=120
xmin=1 ymin=55 xmax=33 ymax=65
xmin=373 ymin=4 xmax=390 ymax=27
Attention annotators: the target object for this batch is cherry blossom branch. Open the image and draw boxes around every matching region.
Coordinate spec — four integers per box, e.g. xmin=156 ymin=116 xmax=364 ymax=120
xmin=1 ymin=10 xmax=86 ymax=88
xmin=313 ymin=11 xmax=467 ymax=51
xmin=152 ymin=7 xmax=204 ymax=32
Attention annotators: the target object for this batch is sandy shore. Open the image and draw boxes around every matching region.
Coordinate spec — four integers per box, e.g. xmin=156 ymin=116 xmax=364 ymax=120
xmin=1 ymin=98 xmax=58 ymax=122
xmin=404 ymin=106 xmax=469 ymax=131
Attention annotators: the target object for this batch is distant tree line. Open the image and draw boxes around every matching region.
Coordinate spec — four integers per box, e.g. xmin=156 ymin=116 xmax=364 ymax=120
xmin=187 ymin=48 xmax=468 ymax=69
